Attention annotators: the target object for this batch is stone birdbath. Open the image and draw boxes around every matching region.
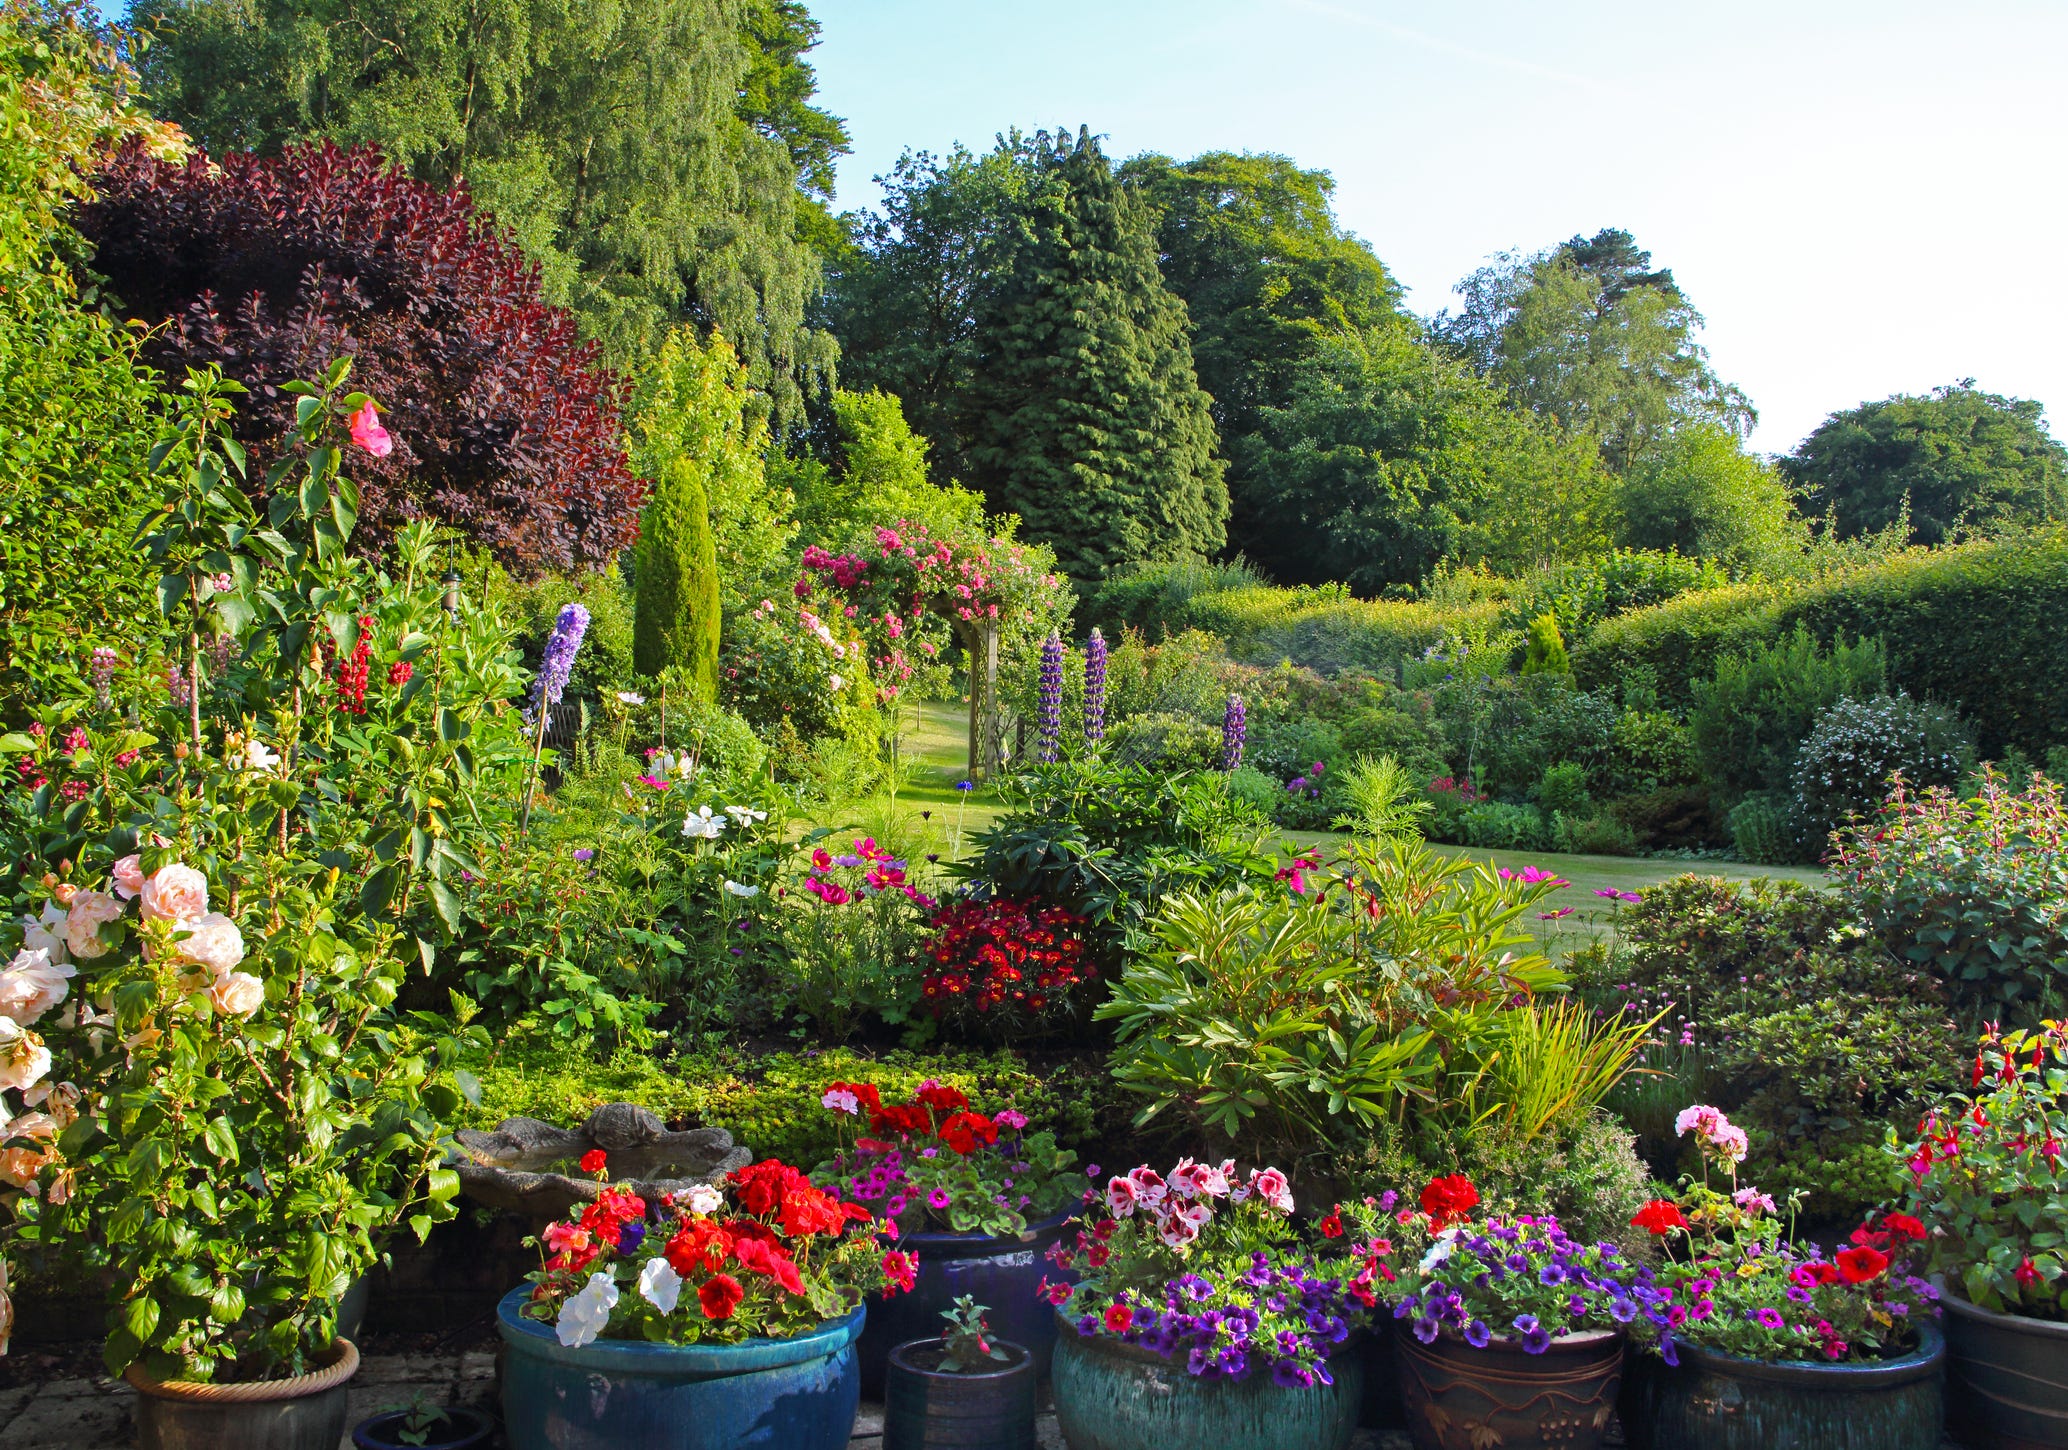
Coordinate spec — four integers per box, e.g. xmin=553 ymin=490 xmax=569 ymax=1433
xmin=454 ymin=1102 xmax=753 ymax=1222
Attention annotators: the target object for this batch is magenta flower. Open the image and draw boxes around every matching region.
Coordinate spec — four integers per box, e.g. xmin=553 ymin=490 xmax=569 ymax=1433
xmin=348 ymin=400 xmax=394 ymax=458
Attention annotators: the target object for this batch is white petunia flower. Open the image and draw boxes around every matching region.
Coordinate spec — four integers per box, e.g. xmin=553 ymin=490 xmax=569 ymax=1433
xmin=687 ymin=1183 xmax=724 ymax=1216
xmin=1419 ymin=1229 xmax=1459 ymax=1275
xmin=555 ymin=1271 xmax=620 ymax=1348
xmin=637 ymin=1258 xmax=682 ymax=1315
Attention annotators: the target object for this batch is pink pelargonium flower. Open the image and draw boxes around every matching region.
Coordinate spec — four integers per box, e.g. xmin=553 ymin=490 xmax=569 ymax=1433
xmin=348 ymin=401 xmax=394 ymax=459
xmin=821 ymin=1087 xmax=861 ymax=1115
xmin=1106 ymin=1176 xmax=1139 ymax=1217
xmin=1247 ymin=1166 xmax=1295 ymax=1214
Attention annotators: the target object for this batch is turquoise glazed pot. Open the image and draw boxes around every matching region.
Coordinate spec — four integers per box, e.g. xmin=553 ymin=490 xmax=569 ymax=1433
xmin=1399 ymin=1327 xmax=1622 ymax=1450
xmin=1050 ymin=1315 xmax=1363 ymax=1450
xmin=496 ymin=1285 xmax=863 ymax=1450
xmin=1620 ymin=1319 xmax=1944 ymax=1450
xmin=858 ymin=1210 xmax=1074 ymax=1394
xmin=1942 ymin=1288 xmax=2068 ymax=1448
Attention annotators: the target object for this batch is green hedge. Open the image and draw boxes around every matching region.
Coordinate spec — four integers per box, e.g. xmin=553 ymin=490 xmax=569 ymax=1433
xmin=1575 ymin=533 xmax=2068 ymax=755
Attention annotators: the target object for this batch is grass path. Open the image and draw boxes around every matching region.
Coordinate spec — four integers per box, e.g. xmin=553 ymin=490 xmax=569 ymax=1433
xmin=815 ymin=699 xmax=1827 ymax=950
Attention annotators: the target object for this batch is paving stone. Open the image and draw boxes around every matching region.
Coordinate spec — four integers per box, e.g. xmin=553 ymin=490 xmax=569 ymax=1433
xmin=852 ymin=1401 xmax=885 ymax=1434
xmin=0 ymin=1386 xmax=134 ymax=1450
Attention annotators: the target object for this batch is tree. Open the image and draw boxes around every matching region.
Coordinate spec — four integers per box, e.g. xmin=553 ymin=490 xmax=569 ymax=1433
xmin=1437 ymin=227 xmax=1754 ymax=472
xmin=1238 ymin=331 xmax=1613 ymax=592
xmin=1118 ymin=150 xmax=1412 ymax=569
xmin=962 ymin=128 xmax=1227 ymax=583
xmin=80 ymin=140 xmax=645 ymax=575
xmin=1618 ymin=422 xmax=1804 ymax=569
xmin=129 ymin=0 xmax=843 ymax=417
xmin=737 ymin=0 xmax=850 ymax=258
xmin=1779 ymin=383 xmax=2068 ymax=546
xmin=819 ymin=138 xmax=1043 ymax=485
xmin=785 ymin=388 xmax=989 ymax=554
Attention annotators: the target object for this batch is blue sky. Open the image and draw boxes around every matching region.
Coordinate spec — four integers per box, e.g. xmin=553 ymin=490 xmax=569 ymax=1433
xmin=809 ymin=0 xmax=2068 ymax=454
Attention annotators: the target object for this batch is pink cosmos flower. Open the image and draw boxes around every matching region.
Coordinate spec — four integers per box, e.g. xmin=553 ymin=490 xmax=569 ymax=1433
xmin=348 ymin=401 xmax=394 ymax=459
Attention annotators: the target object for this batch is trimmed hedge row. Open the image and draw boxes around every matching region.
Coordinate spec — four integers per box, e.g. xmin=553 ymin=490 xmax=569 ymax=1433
xmin=1143 ymin=583 xmax=1503 ymax=675
xmin=1575 ymin=533 xmax=2068 ymax=756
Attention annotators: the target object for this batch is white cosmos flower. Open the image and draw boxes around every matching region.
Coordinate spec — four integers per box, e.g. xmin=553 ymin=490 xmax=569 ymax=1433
xmin=681 ymin=807 xmax=727 ymax=841
xmin=555 ymin=1271 xmax=620 ymax=1348
xmin=723 ymin=806 xmax=767 ymax=826
xmin=637 ymin=1258 xmax=683 ymax=1315
xmin=722 ymin=880 xmax=760 ymax=899
xmin=616 ymin=691 xmax=647 ymax=706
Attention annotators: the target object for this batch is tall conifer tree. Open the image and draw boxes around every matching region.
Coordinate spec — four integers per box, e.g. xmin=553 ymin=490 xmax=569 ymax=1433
xmin=963 ymin=129 xmax=1226 ymax=583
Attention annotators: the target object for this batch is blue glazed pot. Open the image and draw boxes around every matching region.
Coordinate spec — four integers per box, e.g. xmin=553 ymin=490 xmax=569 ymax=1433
xmin=496 ymin=1285 xmax=863 ymax=1450
xmin=858 ymin=1210 xmax=1074 ymax=1394
xmin=1620 ymin=1319 xmax=1944 ymax=1450
xmin=1050 ymin=1313 xmax=1364 ymax=1450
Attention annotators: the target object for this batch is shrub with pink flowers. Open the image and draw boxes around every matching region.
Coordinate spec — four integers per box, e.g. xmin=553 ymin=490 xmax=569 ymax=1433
xmin=1043 ymin=1159 xmax=1373 ymax=1387
xmin=813 ymin=1079 xmax=1078 ymax=1238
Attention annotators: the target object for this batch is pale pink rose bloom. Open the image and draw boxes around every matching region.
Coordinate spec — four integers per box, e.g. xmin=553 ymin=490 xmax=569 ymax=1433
xmin=174 ymin=913 xmax=245 ymax=978
xmin=0 ymin=948 xmax=76 ymax=1026
xmin=0 ymin=1144 xmax=53 ymax=1190
xmin=0 ymin=1019 xmax=51 ymax=1093
xmin=3 ymin=1112 xmax=56 ymax=1142
xmin=208 ymin=971 xmax=265 ymax=1019
xmin=348 ymin=401 xmax=394 ymax=458
xmin=111 ymin=855 xmax=145 ymax=900
xmin=64 ymin=891 xmax=122 ymax=961
xmin=140 ymin=864 xmax=209 ymax=923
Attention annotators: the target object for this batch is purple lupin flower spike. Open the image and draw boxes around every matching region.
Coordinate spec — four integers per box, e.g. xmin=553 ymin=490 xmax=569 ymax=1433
xmin=1084 ymin=628 xmax=1107 ymax=747
xmin=1221 ymin=693 xmax=1245 ymax=772
xmin=525 ymin=602 xmax=591 ymax=724
xmin=1037 ymin=632 xmax=1064 ymax=764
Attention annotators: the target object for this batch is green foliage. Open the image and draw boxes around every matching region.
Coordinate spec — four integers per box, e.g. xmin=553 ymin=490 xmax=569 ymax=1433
xmin=963 ymin=128 xmax=1227 ymax=582
xmin=1896 ymin=1026 xmax=2068 ymax=1318
xmin=1100 ymin=841 xmax=1568 ymax=1166
xmin=135 ymin=0 xmax=840 ymax=408
xmin=1782 ymin=383 xmax=2068 ymax=546
xmin=1438 ymin=226 xmax=1754 ymax=473
xmin=1605 ymin=709 xmax=1701 ymax=796
xmin=0 ymin=2 xmax=181 ymax=714
xmin=1459 ymin=800 xmax=1551 ymax=852
xmin=1688 ymin=625 xmax=1886 ymax=808
xmin=1830 ymin=772 xmax=2068 ymax=1018
xmin=789 ymin=388 xmax=989 ymax=556
xmin=1520 ymin=613 xmax=1569 ymax=675
xmin=1618 ymin=421 xmax=1805 ymax=568
xmin=1594 ymin=873 xmax=1963 ymax=1219
xmin=769 ymin=832 xmax=936 ymax=1040
xmin=1575 ymin=532 xmax=2068 ymax=758
xmin=458 ymin=1036 xmax=1129 ymax=1170
xmin=1725 ymin=794 xmax=1800 ymax=866
xmin=634 ymin=474 xmax=721 ymax=694
xmin=1498 ymin=548 xmax=1730 ymax=648
xmin=1791 ymin=694 xmax=1975 ymax=847
xmin=1332 ymin=754 xmax=1432 ymax=841
xmin=1236 ymin=329 xmax=1614 ymax=591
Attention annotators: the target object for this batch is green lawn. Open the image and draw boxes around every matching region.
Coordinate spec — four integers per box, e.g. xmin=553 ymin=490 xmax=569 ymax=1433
xmin=816 ymin=700 xmax=1827 ymax=953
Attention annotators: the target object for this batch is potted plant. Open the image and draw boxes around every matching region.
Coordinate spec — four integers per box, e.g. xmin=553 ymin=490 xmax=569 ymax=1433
xmin=1380 ymin=1173 xmax=1667 ymax=1450
xmin=884 ymin=1295 xmax=1037 ymax=1450
xmin=814 ymin=1077 xmax=1080 ymax=1387
xmin=1619 ymin=1106 xmax=1944 ymax=1449
xmin=499 ymin=1155 xmax=914 ymax=1450
xmin=2 ymin=366 xmax=496 ymax=1449
xmin=1896 ymin=1024 xmax=2068 ymax=1448
xmin=1042 ymin=1159 xmax=1373 ymax=1450
xmin=352 ymin=1392 xmax=495 ymax=1450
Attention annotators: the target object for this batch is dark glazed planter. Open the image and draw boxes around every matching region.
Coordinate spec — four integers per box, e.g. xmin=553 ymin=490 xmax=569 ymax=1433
xmin=1359 ymin=1316 xmax=1406 ymax=1431
xmin=496 ymin=1285 xmax=863 ymax=1450
xmin=858 ymin=1210 xmax=1074 ymax=1394
xmin=1050 ymin=1315 xmax=1364 ymax=1450
xmin=1398 ymin=1327 xmax=1622 ymax=1450
xmin=126 ymin=1337 xmax=359 ymax=1450
xmin=1619 ymin=1319 xmax=1944 ymax=1450
xmin=351 ymin=1405 xmax=496 ymax=1450
xmin=884 ymin=1336 xmax=1038 ymax=1450
xmin=1943 ymin=1287 xmax=2068 ymax=1448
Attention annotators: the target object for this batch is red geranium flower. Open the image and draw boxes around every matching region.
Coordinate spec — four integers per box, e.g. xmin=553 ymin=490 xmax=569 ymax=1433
xmin=1879 ymin=1213 xmax=1926 ymax=1242
xmin=1835 ymin=1245 xmax=1890 ymax=1284
xmin=1419 ymin=1175 xmax=1480 ymax=1229
xmin=698 ymin=1273 xmax=745 ymax=1320
xmin=579 ymin=1149 xmax=608 ymax=1175
xmin=1630 ymin=1200 xmax=1690 ymax=1236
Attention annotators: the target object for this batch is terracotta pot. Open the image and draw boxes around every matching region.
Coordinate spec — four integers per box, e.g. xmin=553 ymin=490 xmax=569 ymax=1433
xmin=1398 ymin=1327 xmax=1622 ymax=1450
xmin=125 ymin=1338 xmax=359 ymax=1450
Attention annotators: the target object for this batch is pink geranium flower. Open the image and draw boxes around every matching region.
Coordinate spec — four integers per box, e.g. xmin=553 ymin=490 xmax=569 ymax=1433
xmin=348 ymin=401 xmax=394 ymax=458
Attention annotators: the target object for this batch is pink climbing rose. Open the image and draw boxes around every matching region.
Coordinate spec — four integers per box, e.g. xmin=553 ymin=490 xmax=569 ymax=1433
xmin=348 ymin=401 xmax=394 ymax=459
